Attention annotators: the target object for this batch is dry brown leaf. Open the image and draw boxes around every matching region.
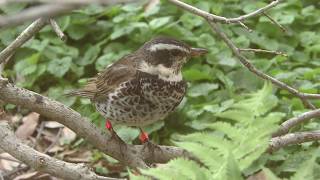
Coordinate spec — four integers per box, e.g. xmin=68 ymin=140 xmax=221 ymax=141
xmin=63 ymin=150 xmax=92 ymax=163
xmin=13 ymin=171 xmax=38 ymax=180
xmin=47 ymin=145 xmax=64 ymax=154
xmin=59 ymin=127 xmax=76 ymax=145
xmin=144 ymin=0 xmax=160 ymax=12
xmin=44 ymin=121 xmax=64 ymax=129
xmin=11 ymin=114 xmax=22 ymax=123
xmin=247 ymin=170 xmax=267 ymax=180
xmin=0 ymin=153 xmax=20 ymax=171
xmin=0 ymin=108 xmax=6 ymax=119
xmin=58 ymin=149 xmax=77 ymax=157
xmin=42 ymin=129 xmax=57 ymax=142
xmin=15 ymin=112 xmax=40 ymax=140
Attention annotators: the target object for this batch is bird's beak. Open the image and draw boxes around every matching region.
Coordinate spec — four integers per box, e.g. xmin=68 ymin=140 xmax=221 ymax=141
xmin=190 ymin=47 xmax=208 ymax=57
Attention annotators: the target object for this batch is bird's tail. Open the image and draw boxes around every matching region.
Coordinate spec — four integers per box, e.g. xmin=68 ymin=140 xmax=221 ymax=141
xmin=65 ymin=89 xmax=95 ymax=98
xmin=65 ymin=81 xmax=96 ymax=99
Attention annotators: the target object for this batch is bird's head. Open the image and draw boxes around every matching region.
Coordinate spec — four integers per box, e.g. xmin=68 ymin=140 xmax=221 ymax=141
xmin=138 ymin=37 xmax=208 ymax=81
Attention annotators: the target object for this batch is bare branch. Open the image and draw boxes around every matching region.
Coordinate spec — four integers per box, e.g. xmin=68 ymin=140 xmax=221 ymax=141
xmin=0 ymin=6 xmax=195 ymax=169
xmin=49 ymin=19 xmax=67 ymax=42
xmin=272 ymin=109 xmax=320 ymax=137
xmin=268 ymin=131 xmax=320 ymax=152
xmin=262 ymin=12 xmax=287 ymax=32
xmin=168 ymin=0 xmax=320 ymax=108
xmin=0 ymin=80 xmax=194 ymax=167
xmin=168 ymin=0 xmax=282 ymax=24
xmin=0 ymin=0 xmax=136 ymax=28
xmin=0 ymin=18 xmax=47 ymax=64
xmin=0 ymin=4 xmax=77 ymax=28
xmin=238 ymin=21 xmax=252 ymax=32
xmin=0 ymin=121 xmax=121 ymax=180
xmin=0 ymin=81 xmax=146 ymax=168
xmin=207 ymin=21 xmax=317 ymax=109
xmin=238 ymin=48 xmax=287 ymax=56
xmin=0 ymin=0 xmax=135 ymax=5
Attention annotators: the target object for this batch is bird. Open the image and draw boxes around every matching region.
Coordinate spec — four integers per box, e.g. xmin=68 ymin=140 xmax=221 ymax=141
xmin=67 ymin=37 xmax=208 ymax=143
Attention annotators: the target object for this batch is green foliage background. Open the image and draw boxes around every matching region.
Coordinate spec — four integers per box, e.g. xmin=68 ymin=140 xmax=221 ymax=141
xmin=1 ymin=0 xmax=320 ymax=179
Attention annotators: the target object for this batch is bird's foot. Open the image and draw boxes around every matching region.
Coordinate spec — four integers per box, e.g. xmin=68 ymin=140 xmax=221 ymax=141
xmin=139 ymin=128 xmax=160 ymax=151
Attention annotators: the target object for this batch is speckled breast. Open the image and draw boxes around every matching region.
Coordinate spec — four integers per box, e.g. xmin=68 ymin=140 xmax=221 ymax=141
xmin=95 ymin=73 xmax=186 ymax=127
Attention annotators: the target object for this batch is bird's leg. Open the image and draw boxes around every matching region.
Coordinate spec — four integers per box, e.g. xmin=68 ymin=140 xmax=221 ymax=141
xmin=105 ymin=119 xmax=113 ymax=131
xmin=139 ymin=128 xmax=149 ymax=144
xmin=105 ymin=119 xmax=124 ymax=143
xmin=139 ymin=128 xmax=161 ymax=166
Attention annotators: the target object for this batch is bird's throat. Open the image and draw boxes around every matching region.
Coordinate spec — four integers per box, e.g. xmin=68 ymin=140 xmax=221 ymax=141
xmin=138 ymin=61 xmax=182 ymax=82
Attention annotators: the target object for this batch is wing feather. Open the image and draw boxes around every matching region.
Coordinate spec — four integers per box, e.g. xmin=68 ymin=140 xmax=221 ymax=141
xmin=66 ymin=54 xmax=138 ymax=101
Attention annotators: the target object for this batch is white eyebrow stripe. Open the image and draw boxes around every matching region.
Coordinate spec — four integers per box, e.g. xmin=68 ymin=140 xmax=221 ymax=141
xmin=148 ymin=43 xmax=189 ymax=53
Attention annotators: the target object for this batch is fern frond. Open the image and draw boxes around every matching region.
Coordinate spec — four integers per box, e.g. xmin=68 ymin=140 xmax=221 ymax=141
xmin=207 ymin=122 xmax=243 ymax=142
xmin=216 ymin=152 xmax=243 ymax=180
xmin=290 ymin=149 xmax=320 ymax=180
xmin=232 ymin=82 xmax=278 ymax=116
xmin=139 ymin=158 xmax=211 ymax=180
xmin=175 ymin=132 xmax=232 ymax=155
xmin=174 ymin=141 xmax=223 ymax=172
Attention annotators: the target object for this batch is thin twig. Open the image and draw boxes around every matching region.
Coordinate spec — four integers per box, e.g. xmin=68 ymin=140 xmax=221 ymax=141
xmin=44 ymin=127 xmax=63 ymax=154
xmin=262 ymin=12 xmax=287 ymax=32
xmin=168 ymin=0 xmax=282 ymax=23
xmin=0 ymin=0 xmax=135 ymax=5
xmin=0 ymin=18 xmax=48 ymax=64
xmin=169 ymin=0 xmax=320 ymax=105
xmin=49 ymin=19 xmax=67 ymax=41
xmin=268 ymin=131 xmax=320 ymax=152
xmin=0 ymin=0 xmax=136 ymax=28
xmin=207 ymin=21 xmax=316 ymax=109
xmin=272 ymin=109 xmax=320 ymax=137
xmin=238 ymin=48 xmax=287 ymax=56
xmin=238 ymin=21 xmax=252 ymax=32
xmin=32 ymin=121 xmax=46 ymax=148
xmin=0 ymin=4 xmax=77 ymax=28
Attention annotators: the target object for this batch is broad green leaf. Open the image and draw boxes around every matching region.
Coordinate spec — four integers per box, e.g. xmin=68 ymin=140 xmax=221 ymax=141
xmin=149 ymin=17 xmax=172 ymax=30
xmin=48 ymin=57 xmax=72 ymax=77
xmin=77 ymin=45 xmax=101 ymax=66
xmin=187 ymin=83 xmax=219 ymax=97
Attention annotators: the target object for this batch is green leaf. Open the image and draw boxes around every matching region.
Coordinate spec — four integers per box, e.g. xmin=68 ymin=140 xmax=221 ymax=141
xmin=77 ymin=45 xmax=101 ymax=66
xmin=110 ymin=26 xmax=134 ymax=40
xmin=47 ymin=57 xmax=72 ymax=77
xmin=187 ymin=83 xmax=219 ymax=97
xmin=47 ymin=86 xmax=76 ymax=107
xmin=223 ymin=152 xmax=243 ymax=180
xmin=14 ymin=53 xmax=40 ymax=76
xmin=115 ymin=126 xmax=139 ymax=144
xmin=0 ymin=3 xmax=27 ymax=15
xmin=149 ymin=17 xmax=172 ymax=30
xmin=291 ymin=149 xmax=319 ymax=180
xmin=67 ymin=24 xmax=89 ymax=40
xmin=183 ymin=69 xmax=212 ymax=81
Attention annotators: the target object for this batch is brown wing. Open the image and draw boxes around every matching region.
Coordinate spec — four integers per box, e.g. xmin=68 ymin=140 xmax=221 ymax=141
xmin=94 ymin=55 xmax=137 ymax=100
xmin=66 ymin=54 xmax=138 ymax=100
